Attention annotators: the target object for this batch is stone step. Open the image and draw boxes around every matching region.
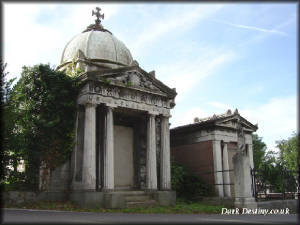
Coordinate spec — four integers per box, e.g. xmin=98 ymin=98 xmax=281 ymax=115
xmin=125 ymin=195 xmax=150 ymax=202
xmin=113 ymin=191 xmax=146 ymax=196
xmin=126 ymin=199 xmax=157 ymax=208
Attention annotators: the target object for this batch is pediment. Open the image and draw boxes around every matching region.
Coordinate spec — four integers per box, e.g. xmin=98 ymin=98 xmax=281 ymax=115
xmin=85 ymin=66 xmax=177 ymax=99
xmin=215 ymin=115 xmax=257 ymax=132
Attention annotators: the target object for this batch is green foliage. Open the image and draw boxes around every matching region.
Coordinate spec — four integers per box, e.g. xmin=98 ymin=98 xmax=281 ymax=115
xmin=171 ymin=161 xmax=186 ymax=191
xmin=65 ymin=58 xmax=85 ymax=77
xmin=252 ymin=134 xmax=267 ymax=169
xmin=3 ymin=64 xmax=81 ymax=190
xmin=252 ymin=133 xmax=299 ymax=194
xmin=276 ymin=132 xmax=299 ymax=172
xmin=1 ymin=61 xmax=20 ymax=187
xmin=171 ymin=161 xmax=214 ymax=200
xmin=125 ymin=81 xmax=132 ymax=87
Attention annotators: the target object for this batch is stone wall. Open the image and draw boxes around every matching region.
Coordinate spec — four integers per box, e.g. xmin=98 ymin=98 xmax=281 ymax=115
xmin=3 ymin=191 xmax=68 ymax=205
xmin=39 ymin=160 xmax=71 ymax=192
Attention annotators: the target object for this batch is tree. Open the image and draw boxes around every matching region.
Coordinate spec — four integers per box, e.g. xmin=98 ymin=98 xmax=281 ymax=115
xmin=276 ymin=133 xmax=299 ymax=172
xmin=1 ymin=61 xmax=19 ymax=187
xmin=3 ymin=64 xmax=80 ymax=190
xmin=252 ymin=133 xmax=267 ymax=169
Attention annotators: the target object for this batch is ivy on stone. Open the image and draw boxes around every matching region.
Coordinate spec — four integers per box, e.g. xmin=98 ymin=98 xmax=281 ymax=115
xmin=4 ymin=64 xmax=81 ymax=190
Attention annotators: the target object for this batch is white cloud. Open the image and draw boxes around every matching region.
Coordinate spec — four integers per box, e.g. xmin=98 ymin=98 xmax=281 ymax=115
xmin=240 ymin=96 xmax=297 ymax=150
xmin=130 ymin=4 xmax=225 ymax=56
xmin=213 ymin=19 xmax=288 ymax=36
xmin=156 ymin=49 xmax=236 ymax=102
xmin=208 ymin=102 xmax=232 ymax=111
xmin=170 ymin=107 xmax=211 ymax=128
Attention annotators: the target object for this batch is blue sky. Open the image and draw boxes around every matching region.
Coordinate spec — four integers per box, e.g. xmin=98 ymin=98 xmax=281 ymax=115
xmin=3 ymin=2 xmax=298 ymax=151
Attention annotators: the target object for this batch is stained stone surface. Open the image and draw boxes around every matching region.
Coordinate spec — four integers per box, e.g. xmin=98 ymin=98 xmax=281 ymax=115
xmin=61 ymin=30 xmax=133 ymax=69
xmin=114 ymin=125 xmax=134 ymax=189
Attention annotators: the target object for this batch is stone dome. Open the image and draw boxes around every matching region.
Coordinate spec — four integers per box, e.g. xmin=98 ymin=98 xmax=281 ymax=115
xmin=60 ymin=26 xmax=133 ymax=70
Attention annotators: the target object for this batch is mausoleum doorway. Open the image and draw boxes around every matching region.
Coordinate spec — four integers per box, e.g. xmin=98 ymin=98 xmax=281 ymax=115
xmin=114 ymin=125 xmax=134 ymax=189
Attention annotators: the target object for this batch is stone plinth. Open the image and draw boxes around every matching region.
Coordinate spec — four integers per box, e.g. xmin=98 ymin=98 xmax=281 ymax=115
xmin=233 ymin=151 xmax=257 ymax=209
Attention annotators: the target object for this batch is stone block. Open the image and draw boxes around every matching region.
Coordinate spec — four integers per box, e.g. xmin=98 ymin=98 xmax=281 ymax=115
xmin=38 ymin=192 xmax=68 ymax=202
xmin=153 ymin=191 xmax=176 ymax=206
xmin=70 ymin=191 xmax=104 ymax=208
xmin=104 ymin=192 xmax=126 ymax=209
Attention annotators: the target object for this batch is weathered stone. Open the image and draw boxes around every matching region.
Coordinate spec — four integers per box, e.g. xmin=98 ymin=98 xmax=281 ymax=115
xmin=82 ymin=103 xmax=97 ymax=190
xmin=222 ymin=143 xmax=231 ymax=197
xmin=160 ymin=116 xmax=171 ymax=190
xmin=212 ymin=140 xmax=224 ymax=197
xmin=103 ymin=106 xmax=114 ymax=190
xmin=70 ymin=191 xmax=104 ymax=208
xmin=104 ymin=192 xmax=126 ymax=208
xmin=146 ymin=114 xmax=157 ymax=190
xmin=233 ymin=151 xmax=257 ymax=209
xmin=153 ymin=191 xmax=176 ymax=206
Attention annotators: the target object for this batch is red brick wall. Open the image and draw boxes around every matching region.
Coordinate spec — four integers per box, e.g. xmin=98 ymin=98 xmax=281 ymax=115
xmin=171 ymin=140 xmax=214 ymax=185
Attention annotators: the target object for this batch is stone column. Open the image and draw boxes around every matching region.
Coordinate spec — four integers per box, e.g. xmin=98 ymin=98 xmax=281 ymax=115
xmin=248 ymin=144 xmax=254 ymax=169
xmin=82 ymin=103 xmax=97 ymax=190
xmin=160 ymin=115 xmax=171 ymax=190
xmin=212 ymin=140 xmax=224 ymax=197
xmin=222 ymin=142 xmax=231 ymax=197
xmin=103 ymin=105 xmax=114 ymax=191
xmin=146 ymin=113 xmax=157 ymax=190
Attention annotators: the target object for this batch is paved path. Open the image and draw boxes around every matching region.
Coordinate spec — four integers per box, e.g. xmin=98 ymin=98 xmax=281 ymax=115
xmin=2 ymin=208 xmax=299 ymax=224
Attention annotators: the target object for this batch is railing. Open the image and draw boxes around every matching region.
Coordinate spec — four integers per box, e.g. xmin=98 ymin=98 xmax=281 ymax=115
xmin=251 ymin=168 xmax=299 ymax=201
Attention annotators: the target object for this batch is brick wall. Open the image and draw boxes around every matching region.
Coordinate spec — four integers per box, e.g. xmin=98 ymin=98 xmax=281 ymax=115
xmin=171 ymin=141 xmax=214 ymax=185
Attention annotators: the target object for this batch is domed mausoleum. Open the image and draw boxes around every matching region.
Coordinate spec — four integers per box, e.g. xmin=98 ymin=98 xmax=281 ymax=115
xmin=59 ymin=19 xmax=133 ymax=70
xmin=43 ymin=8 xmax=177 ymax=209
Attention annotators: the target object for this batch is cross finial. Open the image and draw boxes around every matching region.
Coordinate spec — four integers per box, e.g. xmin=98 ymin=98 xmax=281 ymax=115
xmin=92 ymin=7 xmax=104 ymax=25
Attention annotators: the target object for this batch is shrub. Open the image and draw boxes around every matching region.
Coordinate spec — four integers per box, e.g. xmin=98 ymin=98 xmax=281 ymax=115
xmin=171 ymin=161 xmax=214 ymax=200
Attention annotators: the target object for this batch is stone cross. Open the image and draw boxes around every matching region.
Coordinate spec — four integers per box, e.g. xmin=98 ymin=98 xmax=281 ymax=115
xmin=92 ymin=7 xmax=104 ymax=25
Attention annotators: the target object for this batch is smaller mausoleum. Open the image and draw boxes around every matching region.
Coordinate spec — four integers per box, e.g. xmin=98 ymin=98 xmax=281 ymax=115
xmin=170 ymin=109 xmax=258 ymax=199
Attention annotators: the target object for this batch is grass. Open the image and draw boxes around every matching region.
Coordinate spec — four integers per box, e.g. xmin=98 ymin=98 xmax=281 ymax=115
xmin=3 ymin=199 xmax=225 ymax=214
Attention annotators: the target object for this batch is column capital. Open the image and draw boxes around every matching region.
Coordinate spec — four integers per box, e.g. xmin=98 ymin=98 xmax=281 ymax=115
xmin=212 ymin=139 xmax=221 ymax=144
xmin=105 ymin=103 xmax=117 ymax=108
xmin=161 ymin=114 xmax=171 ymax=118
xmin=148 ymin=110 xmax=159 ymax=116
xmin=84 ymin=102 xmax=97 ymax=108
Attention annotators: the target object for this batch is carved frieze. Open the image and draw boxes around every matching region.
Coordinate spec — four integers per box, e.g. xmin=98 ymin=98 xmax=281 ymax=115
xmin=78 ymin=93 xmax=170 ymax=116
xmin=91 ymin=83 xmax=169 ymax=108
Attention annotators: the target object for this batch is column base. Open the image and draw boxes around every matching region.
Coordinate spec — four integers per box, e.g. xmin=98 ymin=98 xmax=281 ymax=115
xmin=234 ymin=197 xmax=257 ymax=209
xmin=153 ymin=191 xmax=176 ymax=206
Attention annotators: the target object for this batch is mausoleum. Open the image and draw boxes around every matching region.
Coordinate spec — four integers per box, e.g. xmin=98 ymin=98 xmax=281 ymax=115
xmin=171 ymin=109 xmax=258 ymax=202
xmin=42 ymin=7 xmax=177 ymax=208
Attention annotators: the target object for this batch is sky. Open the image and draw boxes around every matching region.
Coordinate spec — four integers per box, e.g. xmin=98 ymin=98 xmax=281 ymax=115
xmin=3 ymin=2 xmax=298 ymax=152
